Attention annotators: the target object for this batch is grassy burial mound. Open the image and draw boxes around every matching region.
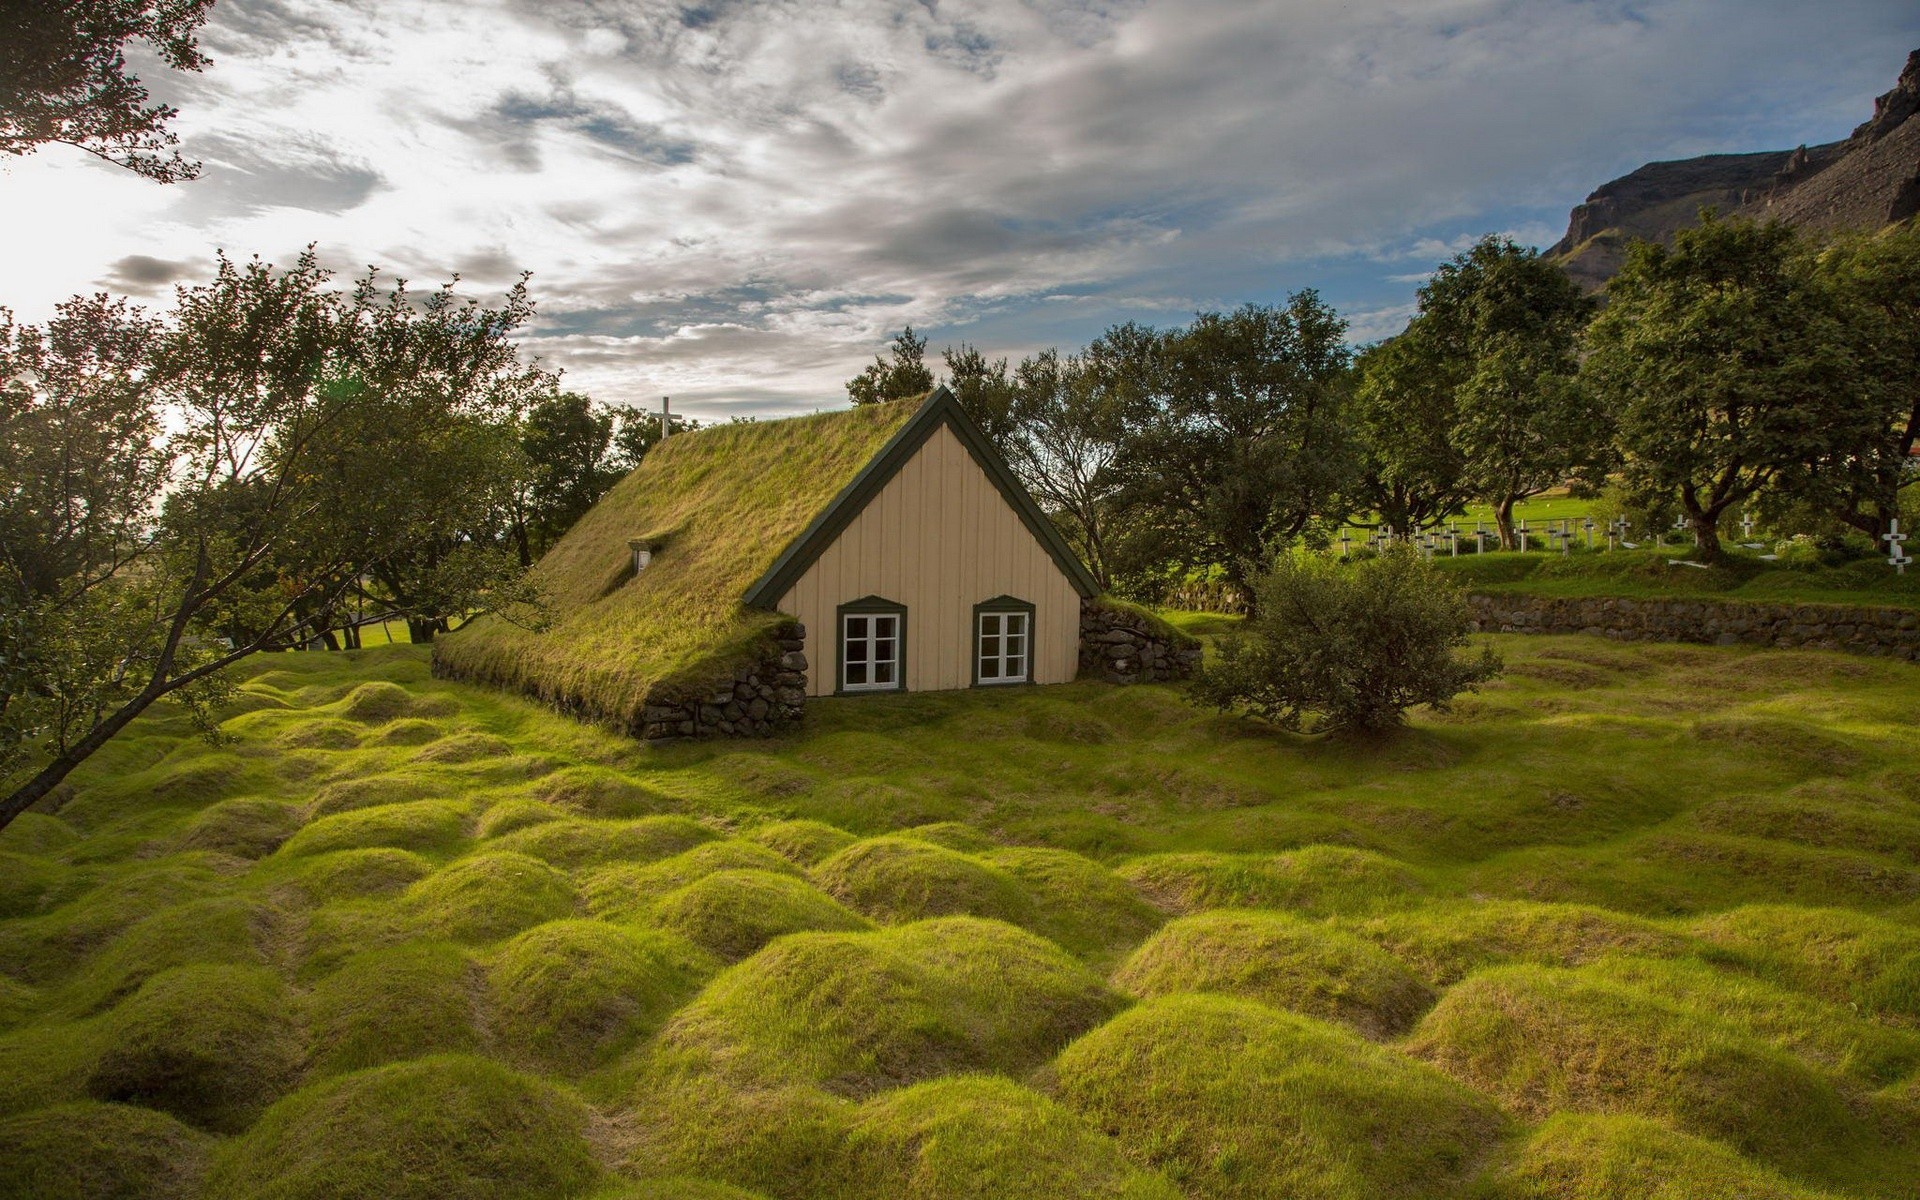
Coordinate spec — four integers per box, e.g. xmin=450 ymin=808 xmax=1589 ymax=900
xmin=3 ymin=636 xmax=1920 ymax=1198
xmin=432 ymin=399 xmax=920 ymax=731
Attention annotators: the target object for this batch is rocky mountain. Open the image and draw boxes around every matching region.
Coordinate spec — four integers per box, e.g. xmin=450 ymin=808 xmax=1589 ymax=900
xmin=1549 ymin=49 xmax=1920 ymax=290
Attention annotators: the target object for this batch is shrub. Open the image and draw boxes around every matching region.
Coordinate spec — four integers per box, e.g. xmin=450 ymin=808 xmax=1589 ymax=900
xmin=1500 ymin=1113 xmax=1842 ymax=1200
xmin=85 ymin=964 xmax=302 ymax=1133
xmin=659 ymin=917 xmax=1120 ymax=1094
xmin=812 ymin=837 xmax=1038 ymax=928
xmin=0 ymin=1100 xmax=211 ymax=1200
xmin=1114 ymin=910 xmax=1433 ymax=1037
xmin=847 ymin=1075 xmax=1179 ymax=1199
xmin=402 ymin=852 xmax=577 ymax=945
xmin=305 ymin=942 xmax=482 ymax=1076
xmin=1192 ymin=546 xmax=1500 ymax=733
xmin=648 ymin=870 xmax=871 ymax=961
xmin=487 ymin=920 xmax=715 ymax=1074
xmin=1051 ymin=994 xmax=1504 ymax=1200
xmin=207 ymin=1054 xmax=600 ymax=1200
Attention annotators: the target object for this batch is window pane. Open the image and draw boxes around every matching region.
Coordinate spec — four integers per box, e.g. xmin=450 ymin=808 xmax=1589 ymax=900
xmin=875 ymin=638 xmax=895 ymax=663
xmin=875 ymin=661 xmax=894 ymax=684
xmin=980 ymin=658 xmax=999 ymax=679
xmin=981 ymin=614 xmax=1000 ymax=638
xmin=847 ymin=662 xmax=867 ymax=685
xmin=1007 ymin=614 xmax=1027 ymax=638
xmin=980 ymin=633 xmax=999 ymax=658
xmin=847 ymin=639 xmax=867 ymax=664
xmin=1008 ymin=652 xmax=1026 ymax=679
xmin=847 ymin=616 xmax=867 ymax=639
xmin=874 ymin=615 xmax=896 ymax=638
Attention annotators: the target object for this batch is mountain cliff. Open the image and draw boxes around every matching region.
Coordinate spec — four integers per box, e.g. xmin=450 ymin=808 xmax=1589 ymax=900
xmin=1549 ymin=50 xmax=1920 ymax=290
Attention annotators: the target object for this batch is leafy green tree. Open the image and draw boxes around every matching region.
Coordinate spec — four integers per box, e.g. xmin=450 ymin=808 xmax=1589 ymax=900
xmin=1192 ymin=546 xmax=1501 ymax=734
xmin=0 ymin=0 xmax=214 ymax=182
xmin=1349 ymin=335 xmax=1471 ymax=537
xmin=515 ymin=392 xmax=619 ymax=561
xmin=1411 ymin=237 xmax=1600 ymax=549
xmin=1584 ymin=216 xmax=1872 ymax=562
xmin=846 ymin=326 xmax=935 ymax=405
xmin=1111 ymin=296 xmax=1354 ymax=604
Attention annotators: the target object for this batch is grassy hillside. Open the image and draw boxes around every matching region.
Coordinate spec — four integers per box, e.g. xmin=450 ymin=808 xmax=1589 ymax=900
xmin=1435 ymin=548 xmax=1920 ymax=610
xmin=2 ymin=636 xmax=1918 ymax=1198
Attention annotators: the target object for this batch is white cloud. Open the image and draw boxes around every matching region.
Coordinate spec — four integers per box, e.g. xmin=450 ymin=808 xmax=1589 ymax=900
xmin=0 ymin=0 xmax=1914 ymax=415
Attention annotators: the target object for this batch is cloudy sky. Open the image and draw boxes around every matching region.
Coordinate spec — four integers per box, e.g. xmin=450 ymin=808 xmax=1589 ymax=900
xmin=4 ymin=1 xmax=1917 ymax=418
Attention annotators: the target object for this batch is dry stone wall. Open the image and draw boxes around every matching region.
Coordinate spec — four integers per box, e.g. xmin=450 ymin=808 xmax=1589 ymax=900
xmin=640 ymin=621 xmax=809 ymax=740
xmin=1467 ymin=593 xmax=1920 ymax=661
xmin=1078 ymin=598 xmax=1203 ymax=683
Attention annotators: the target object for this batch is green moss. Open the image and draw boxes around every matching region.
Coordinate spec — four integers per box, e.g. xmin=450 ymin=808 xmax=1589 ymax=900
xmin=648 ymin=870 xmax=872 ymax=961
xmin=85 ymin=963 xmax=301 ymax=1133
xmin=900 ymin=822 xmax=998 ymax=853
xmin=1051 ymin=994 xmax=1504 ymax=1200
xmin=812 ymin=837 xmax=1038 ymax=928
xmin=592 ymin=1181 xmax=772 ymax=1200
xmin=278 ymin=799 xmax=471 ymax=859
xmin=308 ymin=775 xmax=440 ymax=819
xmin=848 ymin=1075 xmax=1179 ymax=1199
xmin=658 ymin=917 xmax=1120 ymax=1095
xmin=207 ymin=1054 xmax=600 ymax=1200
xmin=488 ymin=920 xmax=715 ymax=1074
xmin=584 ymin=841 xmax=797 ymax=923
xmin=1118 ymin=846 xmax=1431 ymax=917
xmin=402 ymin=851 xmax=577 ymax=945
xmin=414 ymin=731 xmax=514 ymax=764
xmin=337 ymin=681 xmax=422 ymax=723
xmin=177 ymin=796 xmax=304 ymax=858
xmin=56 ymin=894 xmax=272 ymax=1016
xmin=275 ymin=719 xmax=364 ymax=750
xmin=0 ymin=977 xmax=34 ymax=1032
xmin=370 ymin=717 xmax=445 ymax=746
xmin=978 ymin=847 xmax=1161 ymax=960
xmin=0 ymin=856 xmax=233 ymax=984
xmin=0 ymin=813 xmax=78 ymax=857
xmin=305 ymin=942 xmax=482 ymax=1076
xmin=622 ymin=1072 xmax=857 ymax=1199
xmin=531 ymin=766 xmax=680 ymax=818
xmin=476 ymin=798 xmax=567 ymax=839
xmin=1404 ymin=964 xmax=1865 ymax=1179
xmin=493 ymin=815 xmax=716 ymax=871
xmin=1113 ymin=910 xmax=1433 ymax=1038
xmin=747 ymin=819 xmax=858 ymax=867
xmin=0 ymin=854 xmax=66 ymax=920
xmin=0 ymin=1101 xmax=211 ymax=1200
xmin=1351 ymin=900 xmax=1694 ymax=987
xmin=1692 ymin=904 xmax=1920 ymax=1022
xmin=1499 ymin=1113 xmax=1845 ymax=1200
xmin=284 ymin=847 xmax=435 ymax=902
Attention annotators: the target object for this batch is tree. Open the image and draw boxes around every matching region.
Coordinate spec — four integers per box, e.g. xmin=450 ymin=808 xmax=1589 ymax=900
xmin=1110 ymin=296 xmax=1354 ymax=603
xmin=1411 ymin=237 xmax=1601 ymax=549
xmin=846 ymin=326 xmax=934 ymax=405
xmin=515 ymin=392 xmax=619 ymax=562
xmin=1583 ymin=216 xmax=1872 ymax=562
xmin=1349 ymin=335 xmax=1471 ymax=537
xmin=1192 ymin=545 xmax=1501 ymax=734
xmin=609 ymin=402 xmax=697 ymax=471
xmin=0 ymin=0 xmax=215 ymax=183
xmin=0 ymin=249 xmax=549 ymax=829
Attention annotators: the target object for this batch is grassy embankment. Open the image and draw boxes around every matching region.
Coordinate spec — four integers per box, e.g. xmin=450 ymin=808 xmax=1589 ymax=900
xmin=2 ymin=634 xmax=1918 ymax=1199
xmin=1434 ymin=548 xmax=1920 ymax=609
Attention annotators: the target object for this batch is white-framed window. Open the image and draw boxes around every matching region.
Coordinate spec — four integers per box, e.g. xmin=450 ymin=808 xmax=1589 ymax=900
xmin=840 ymin=610 xmax=902 ymax=692
xmin=976 ymin=608 xmax=1030 ymax=685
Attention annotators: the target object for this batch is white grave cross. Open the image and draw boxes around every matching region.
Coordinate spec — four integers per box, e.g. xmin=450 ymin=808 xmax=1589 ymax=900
xmin=1888 ymin=519 xmax=1911 ymax=575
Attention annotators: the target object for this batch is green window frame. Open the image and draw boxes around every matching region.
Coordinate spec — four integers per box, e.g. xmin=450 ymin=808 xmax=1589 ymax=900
xmin=836 ymin=596 xmax=907 ymax=695
xmin=972 ymin=595 xmax=1036 ymax=687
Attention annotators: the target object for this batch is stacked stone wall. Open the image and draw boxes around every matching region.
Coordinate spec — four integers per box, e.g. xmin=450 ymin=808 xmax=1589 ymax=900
xmin=1078 ymin=599 xmax=1203 ymax=683
xmin=1466 ymin=593 xmax=1920 ymax=661
xmin=639 ymin=621 xmax=809 ymax=739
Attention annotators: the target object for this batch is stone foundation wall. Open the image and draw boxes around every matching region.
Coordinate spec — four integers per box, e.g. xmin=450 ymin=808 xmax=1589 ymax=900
xmin=1467 ymin=593 xmax=1920 ymax=661
xmin=639 ymin=621 xmax=809 ymax=739
xmin=1079 ymin=599 xmax=1203 ymax=683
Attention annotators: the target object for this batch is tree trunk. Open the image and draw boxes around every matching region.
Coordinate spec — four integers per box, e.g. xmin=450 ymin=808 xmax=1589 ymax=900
xmin=407 ymin=618 xmax=437 ymax=644
xmin=1 ymin=684 xmax=164 ymax=831
xmin=1494 ymin=498 xmax=1518 ymax=551
xmin=1689 ymin=510 xmax=1726 ymax=562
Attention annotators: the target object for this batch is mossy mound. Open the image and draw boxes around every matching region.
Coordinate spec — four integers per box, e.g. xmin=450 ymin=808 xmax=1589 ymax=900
xmin=748 ymin=819 xmax=857 ymax=867
xmin=0 ymin=856 xmax=233 ymax=984
xmin=370 ymin=718 xmax=444 ymax=746
xmin=1499 ymin=1113 xmax=1844 ymax=1199
xmin=275 ymin=719 xmax=363 ymax=750
xmin=285 ymin=847 xmax=435 ymax=902
xmin=337 ymin=681 xmax=421 ymax=723
xmin=1113 ymin=910 xmax=1434 ymax=1038
xmin=1405 ymin=964 xmax=1858 ymax=1174
xmin=305 ymin=942 xmax=482 ymax=1076
xmin=0 ymin=977 xmax=35 ymax=1032
xmin=621 ymin=1071 xmax=857 ymax=1198
xmin=0 ymin=813 xmax=78 ymax=857
xmin=476 ymin=798 xmax=568 ymax=839
xmin=494 ymin=815 xmax=716 ymax=871
xmin=592 ymin=1181 xmax=772 ymax=1200
xmin=532 ymin=766 xmax=678 ymax=818
xmin=812 ymin=837 xmax=1038 ymax=928
xmin=278 ymin=799 xmax=470 ymax=859
xmin=207 ymin=1054 xmax=600 ymax=1200
xmin=848 ymin=1075 xmax=1179 ymax=1199
xmin=488 ymin=920 xmax=715 ymax=1074
xmin=900 ymin=822 xmax=998 ymax=853
xmin=584 ymin=841 xmax=797 ymax=922
xmin=0 ymin=1100 xmax=211 ymax=1200
xmin=660 ymin=917 xmax=1120 ymax=1095
xmin=648 ymin=870 xmax=872 ymax=961
xmin=58 ymin=894 xmax=271 ymax=1016
xmin=177 ymin=796 xmax=304 ymax=858
xmin=308 ymin=775 xmax=439 ymax=819
xmin=1051 ymin=994 xmax=1504 ymax=1200
xmin=1691 ymin=904 xmax=1920 ymax=1022
xmin=1119 ymin=846 xmax=1429 ymax=917
xmin=85 ymin=964 xmax=302 ymax=1133
xmin=414 ymin=732 xmax=515 ymax=764
xmin=0 ymin=854 xmax=66 ymax=921
xmin=979 ymin=847 xmax=1162 ymax=959
xmin=402 ymin=851 xmax=577 ymax=945
xmin=1351 ymin=900 xmax=1693 ymax=987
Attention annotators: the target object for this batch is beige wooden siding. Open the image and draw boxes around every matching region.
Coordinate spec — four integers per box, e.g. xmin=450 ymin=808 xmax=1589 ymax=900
xmin=778 ymin=421 xmax=1084 ymax=696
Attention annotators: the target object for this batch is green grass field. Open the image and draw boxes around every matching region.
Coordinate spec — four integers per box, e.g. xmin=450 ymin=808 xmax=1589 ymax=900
xmin=2 ymin=633 xmax=1918 ymax=1199
xmin=1434 ymin=548 xmax=1920 ymax=609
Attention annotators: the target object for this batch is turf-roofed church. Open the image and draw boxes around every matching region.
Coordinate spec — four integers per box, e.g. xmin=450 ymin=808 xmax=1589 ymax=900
xmin=435 ymin=388 xmax=1192 ymax=739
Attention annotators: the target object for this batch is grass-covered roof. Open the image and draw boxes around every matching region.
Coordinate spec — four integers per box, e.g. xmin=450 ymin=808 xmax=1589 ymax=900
xmin=433 ymin=398 xmax=921 ymax=728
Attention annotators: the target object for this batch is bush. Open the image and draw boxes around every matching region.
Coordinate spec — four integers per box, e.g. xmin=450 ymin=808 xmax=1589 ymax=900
xmin=1192 ymin=546 xmax=1500 ymax=733
xmin=0 ymin=1100 xmax=211 ymax=1200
